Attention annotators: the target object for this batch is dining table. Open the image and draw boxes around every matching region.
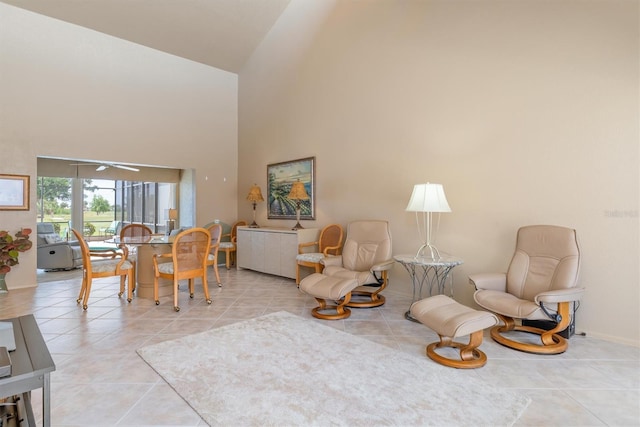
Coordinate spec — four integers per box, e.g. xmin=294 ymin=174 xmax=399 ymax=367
xmin=109 ymin=234 xmax=174 ymax=299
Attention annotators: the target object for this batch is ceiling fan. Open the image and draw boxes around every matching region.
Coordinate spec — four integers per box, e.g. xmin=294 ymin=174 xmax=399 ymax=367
xmin=70 ymin=162 xmax=140 ymax=172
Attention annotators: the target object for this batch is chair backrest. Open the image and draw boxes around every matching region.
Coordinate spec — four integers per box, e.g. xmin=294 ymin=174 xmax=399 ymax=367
xmin=507 ymin=225 xmax=581 ymax=301
xmin=120 ymin=224 xmax=153 ymax=239
xmin=171 ymin=227 xmax=211 ymax=274
xmin=70 ymin=228 xmax=91 ymax=273
xmin=105 ymin=221 xmax=121 ymax=234
xmin=341 ymin=220 xmax=392 ymax=272
xmin=207 ymin=223 xmax=223 ymax=250
xmin=223 ymin=220 xmax=247 ymax=242
xmin=37 ymin=223 xmax=61 ymax=246
xmin=319 ymin=224 xmax=344 ymax=256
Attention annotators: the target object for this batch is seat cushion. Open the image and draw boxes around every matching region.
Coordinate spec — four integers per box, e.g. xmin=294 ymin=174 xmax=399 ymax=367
xmin=299 ymin=273 xmax=359 ymax=300
xmin=322 ymin=265 xmax=375 ymax=285
xmin=157 ymin=263 xmax=174 ymax=274
xmin=411 ymin=295 xmax=497 ymax=338
xmin=91 ymin=259 xmax=133 ymax=273
xmin=474 ymin=289 xmax=545 ymax=320
xmin=296 ymin=252 xmax=323 ymax=263
xmin=219 ymin=242 xmax=235 ymax=249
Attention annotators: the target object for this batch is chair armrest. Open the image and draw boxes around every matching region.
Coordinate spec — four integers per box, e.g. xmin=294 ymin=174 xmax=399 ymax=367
xmin=298 ymin=241 xmax=319 ymax=254
xmin=469 ymin=273 xmax=507 ymax=291
xmin=371 ymin=259 xmax=395 ymax=272
xmin=535 ymin=288 xmax=585 ymax=304
xmin=152 ymin=252 xmax=173 ymax=270
xmin=38 ymin=241 xmax=75 ymax=250
xmin=321 ymin=255 xmax=343 ymax=267
xmin=89 ymin=248 xmax=124 ymax=259
xmin=322 ymin=244 xmax=341 ymax=256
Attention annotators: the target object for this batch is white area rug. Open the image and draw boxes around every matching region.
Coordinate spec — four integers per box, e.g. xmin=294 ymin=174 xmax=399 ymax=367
xmin=137 ymin=312 xmax=530 ymax=426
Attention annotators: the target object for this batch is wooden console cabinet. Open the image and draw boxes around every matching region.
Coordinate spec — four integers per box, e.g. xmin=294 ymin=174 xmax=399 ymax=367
xmin=237 ymin=226 xmax=319 ymax=279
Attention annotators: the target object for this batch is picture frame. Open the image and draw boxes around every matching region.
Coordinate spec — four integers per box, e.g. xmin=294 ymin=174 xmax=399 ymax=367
xmin=0 ymin=174 xmax=29 ymax=211
xmin=267 ymin=157 xmax=315 ymax=220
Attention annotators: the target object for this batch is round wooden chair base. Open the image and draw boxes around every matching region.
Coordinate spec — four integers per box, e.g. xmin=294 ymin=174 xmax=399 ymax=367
xmin=346 ymin=293 xmax=385 ymax=308
xmin=490 ymin=325 xmax=568 ymax=354
xmin=311 ymin=306 xmax=351 ymax=320
xmin=426 ymin=342 xmax=488 ymax=369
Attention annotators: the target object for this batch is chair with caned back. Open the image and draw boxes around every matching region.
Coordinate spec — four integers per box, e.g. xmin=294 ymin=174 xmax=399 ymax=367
xmin=152 ymin=227 xmax=212 ymax=312
xmin=120 ymin=223 xmax=153 ymax=290
xmin=206 ymin=223 xmax=223 ymax=287
xmin=295 ymin=224 xmax=344 ymax=285
xmin=71 ymin=228 xmax=134 ymax=310
xmin=219 ymin=220 xmax=247 ymax=269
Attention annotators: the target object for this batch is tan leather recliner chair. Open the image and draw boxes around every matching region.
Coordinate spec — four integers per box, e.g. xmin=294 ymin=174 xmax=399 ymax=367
xmin=300 ymin=220 xmax=394 ymax=319
xmin=470 ymin=225 xmax=583 ymax=354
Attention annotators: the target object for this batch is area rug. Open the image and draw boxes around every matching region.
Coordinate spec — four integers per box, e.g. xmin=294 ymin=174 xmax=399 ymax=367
xmin=137 ymin=311 xmax=530 ymax=426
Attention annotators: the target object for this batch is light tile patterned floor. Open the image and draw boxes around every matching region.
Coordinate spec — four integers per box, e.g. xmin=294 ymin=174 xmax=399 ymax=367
xmin=1 ymin=267 xmax=638 ymax=426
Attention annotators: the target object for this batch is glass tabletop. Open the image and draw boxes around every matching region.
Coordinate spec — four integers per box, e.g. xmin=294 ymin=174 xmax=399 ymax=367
xmin=393 ymin=254 xmax=464 ymax=267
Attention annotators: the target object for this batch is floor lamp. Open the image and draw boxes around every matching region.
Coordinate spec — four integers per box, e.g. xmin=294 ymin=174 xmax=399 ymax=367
xmin=246 ymin=184 xmax=264 ymax=228
xmin=288 ymin=180 xmax=309 ymax=230
xmin=405 ymin=182 xmax=451 ymax=259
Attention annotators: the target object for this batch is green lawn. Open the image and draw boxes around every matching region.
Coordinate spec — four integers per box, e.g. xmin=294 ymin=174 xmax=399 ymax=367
xmin=41 ymin=211 xmax=117 ymax=238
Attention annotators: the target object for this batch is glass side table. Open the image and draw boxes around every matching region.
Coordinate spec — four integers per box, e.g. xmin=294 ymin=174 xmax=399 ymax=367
xmin=394 ymin=254 xmax=464 ymax=322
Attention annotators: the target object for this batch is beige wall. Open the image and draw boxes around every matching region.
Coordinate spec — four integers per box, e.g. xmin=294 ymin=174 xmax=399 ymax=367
xmin=239 ymin=0 xmax=639 ymax=344
xmin=0 ymin=0 xmax=637 ymax=345
xmin=0 ymin=4 xmax=239 ymax=289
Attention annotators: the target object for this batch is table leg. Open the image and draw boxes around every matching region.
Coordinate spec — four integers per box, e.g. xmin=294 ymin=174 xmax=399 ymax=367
xmin=43 ymin=372 xmax=51 ymax=427
xmin=401 ymin=264 xmax=456 ymax=322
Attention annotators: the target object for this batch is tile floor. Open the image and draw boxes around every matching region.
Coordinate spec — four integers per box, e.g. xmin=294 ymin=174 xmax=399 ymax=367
xmin=0 ymin=267 xmax=638 ymax=426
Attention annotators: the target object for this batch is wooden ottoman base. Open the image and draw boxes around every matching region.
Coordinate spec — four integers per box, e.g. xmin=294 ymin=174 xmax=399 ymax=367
xmin=410 ymin=295 xmax=498 ymax=369
xmin=299 ymin=273 xmax=359 ymax=320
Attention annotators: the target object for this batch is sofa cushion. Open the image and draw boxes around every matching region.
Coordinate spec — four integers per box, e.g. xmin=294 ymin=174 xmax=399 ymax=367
xmin=44 ymin=235 xmax=63 ymax=244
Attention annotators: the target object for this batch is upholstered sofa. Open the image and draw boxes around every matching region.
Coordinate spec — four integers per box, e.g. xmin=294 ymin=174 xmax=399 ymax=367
xmin=36 ymin=223 xmax=83 ymax=271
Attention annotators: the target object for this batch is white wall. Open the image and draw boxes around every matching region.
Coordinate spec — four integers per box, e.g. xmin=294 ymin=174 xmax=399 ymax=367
xmin=239 ymin=0 xmax=639 ymax=344
xmin=0 ymin=3 xmax=239 ymax=289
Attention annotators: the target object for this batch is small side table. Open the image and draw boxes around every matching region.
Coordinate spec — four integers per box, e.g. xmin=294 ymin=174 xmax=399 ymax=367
xmin=0 ymin=315 xmax=55 ymax=426
xmin=394 ymin=254 xmax=464 ymax=322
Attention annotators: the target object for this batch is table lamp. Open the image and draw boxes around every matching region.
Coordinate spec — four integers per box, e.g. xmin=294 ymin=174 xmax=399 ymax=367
xmin=246 ymin=184 xmax=264 ymax=228
xmin=405 ymin=182 xmax=451 ymax=259
xmin=288 ymin=180 xmax=309 ymax=230
xmin=166 ymin=209 xmax=178 ymax=235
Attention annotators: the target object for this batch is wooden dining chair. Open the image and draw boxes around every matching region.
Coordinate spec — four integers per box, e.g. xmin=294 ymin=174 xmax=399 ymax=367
xmin=152 ymin=227 xmax=212 ymax=312
xmin=120 ymin=223 xmax=153 ymax=291
xmin=219 ymin=220 xmax=246 ymax=269
xmin=296 ymin=224 xmax=344 ymax=285
xmin=206 ymin=223 xmax=223 ymax=287
xmin=71 ymin=228 xmax=134 ymax=310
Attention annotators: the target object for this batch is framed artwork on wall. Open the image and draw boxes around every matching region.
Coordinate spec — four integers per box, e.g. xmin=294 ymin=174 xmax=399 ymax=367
xmin=267 ymin=157 xmax=315 ymax=220
xmin=0 ymin=174 xmax=29 ymax=211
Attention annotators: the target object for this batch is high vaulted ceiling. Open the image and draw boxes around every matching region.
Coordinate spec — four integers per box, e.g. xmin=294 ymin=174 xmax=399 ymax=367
xmin=1 ymin=0 xmax=291 ymax=73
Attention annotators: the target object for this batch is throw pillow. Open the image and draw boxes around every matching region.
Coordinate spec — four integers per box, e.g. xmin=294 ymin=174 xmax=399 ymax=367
xmin=44 ymin=235 xmax=62 ymax=244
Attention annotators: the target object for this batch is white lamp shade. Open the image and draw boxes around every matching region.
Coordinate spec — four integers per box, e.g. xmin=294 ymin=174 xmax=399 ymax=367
xmin=405 ymin=183 xmax=451 ymax=213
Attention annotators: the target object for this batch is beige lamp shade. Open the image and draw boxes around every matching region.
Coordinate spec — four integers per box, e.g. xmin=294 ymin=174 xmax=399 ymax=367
xmin=166 ymin=208 xmax=178 ymax=220
xmin=288 ymin=181 xmax=309 ymax=200
xmin=247 ymin=185 xmax=264 ymax=202
xmin=405 ymin=183 xmax=451 ymax=213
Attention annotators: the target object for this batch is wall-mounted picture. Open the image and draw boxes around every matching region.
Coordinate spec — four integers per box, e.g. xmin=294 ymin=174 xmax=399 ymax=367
xmin=267 ymin=157 xmax=315 ymax=220
xmin=0 ymin=174 xmax=29 ymax=211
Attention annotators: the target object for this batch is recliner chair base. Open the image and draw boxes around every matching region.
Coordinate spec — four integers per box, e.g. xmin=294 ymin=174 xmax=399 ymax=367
xmin=491 ymin=306 xmax=571 ymax=354
xmin=490 ymin=324 xmax=568 ymax=354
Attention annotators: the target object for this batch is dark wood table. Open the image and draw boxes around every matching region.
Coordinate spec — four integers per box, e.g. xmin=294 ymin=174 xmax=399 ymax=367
xmin=0 ymin=315 xmax=55 ymax=427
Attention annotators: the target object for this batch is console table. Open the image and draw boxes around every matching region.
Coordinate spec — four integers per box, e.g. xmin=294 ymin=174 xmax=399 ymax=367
xmin=0 ymin=315 xmax=55 ymax=427
xmin=394 ymin=254 xmax=464 ymax=322
xmin=237 ymin=227 xmax=319 ymax=280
